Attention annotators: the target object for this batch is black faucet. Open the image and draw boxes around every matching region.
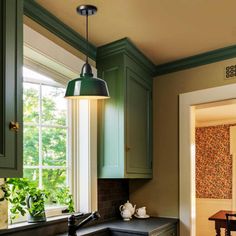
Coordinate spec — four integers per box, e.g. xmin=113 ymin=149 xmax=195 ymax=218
xmin=68 ymin=211 xmax=100 ymax=236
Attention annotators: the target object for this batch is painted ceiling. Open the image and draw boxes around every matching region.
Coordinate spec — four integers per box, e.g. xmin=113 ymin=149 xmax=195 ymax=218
xmin=36 ymin=0 xmax=236 ymax=65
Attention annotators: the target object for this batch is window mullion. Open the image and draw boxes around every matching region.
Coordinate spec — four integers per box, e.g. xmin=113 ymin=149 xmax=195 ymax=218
xmin=23 ymin=123 xmax=68 ymax=129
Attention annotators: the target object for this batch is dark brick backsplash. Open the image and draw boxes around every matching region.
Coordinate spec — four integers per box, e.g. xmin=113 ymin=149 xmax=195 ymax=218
xmin=98 ymin=179 xmax=129 ymax=220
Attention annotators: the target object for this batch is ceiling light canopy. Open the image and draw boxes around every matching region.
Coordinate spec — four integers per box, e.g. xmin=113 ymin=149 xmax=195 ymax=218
xmin=65 ymin=5 xmax=109 ymax=99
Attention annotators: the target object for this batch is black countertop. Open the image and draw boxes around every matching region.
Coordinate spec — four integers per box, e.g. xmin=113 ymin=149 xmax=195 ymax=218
xmin=57 ymin=217 xmax=178 ymax=236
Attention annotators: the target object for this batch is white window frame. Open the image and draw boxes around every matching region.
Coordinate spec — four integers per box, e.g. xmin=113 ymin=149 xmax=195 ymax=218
xmin=23 ymin=79 xmax=69 ymax=192
xmin=10 ymin=24 xmax=98 ymax=223
xmin=69 ymin=99 xmax=97 ymax=212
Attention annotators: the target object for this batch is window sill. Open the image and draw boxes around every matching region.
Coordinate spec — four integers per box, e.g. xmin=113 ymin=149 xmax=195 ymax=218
xmin=0 ymin=213 xmax=83 ymax=236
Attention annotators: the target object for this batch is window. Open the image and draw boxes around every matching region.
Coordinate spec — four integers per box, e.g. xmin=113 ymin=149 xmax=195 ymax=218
xmin=23 ymin=67 xmax=69 ymax=206
xmin=19 ymin=25 xmax=98 ymax=220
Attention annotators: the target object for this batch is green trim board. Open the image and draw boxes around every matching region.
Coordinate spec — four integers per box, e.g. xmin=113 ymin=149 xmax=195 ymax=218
xmin=97 ymin=38 xmax=156 ymax=76
xmin=0 ymin=0 xmax=23 ymax=177
xmin=23 ymin=0 xmax=96 ymax=61
xmin=155 ymin=44 xmax=236 ymax=76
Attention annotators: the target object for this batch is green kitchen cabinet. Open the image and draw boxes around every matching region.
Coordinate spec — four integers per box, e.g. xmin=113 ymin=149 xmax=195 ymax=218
xmin=0 ymin=0 xmax=23 ymax=177
xmin=97 ymin=38 xmax=155 ymax=178
xmin=156 ymin=224 xmax=178 ymax=236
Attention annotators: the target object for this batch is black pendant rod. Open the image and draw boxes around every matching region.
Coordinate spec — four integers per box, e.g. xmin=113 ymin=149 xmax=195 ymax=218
xmin=76 ymin=5 xmax=97 ymax=76
xmin=86 ymin=12 xmax=89 ymax=64
xmin=77 ymin=5 xmax=97 ymax=65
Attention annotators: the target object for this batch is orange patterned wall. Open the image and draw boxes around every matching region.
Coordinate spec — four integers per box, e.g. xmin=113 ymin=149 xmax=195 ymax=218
xmin=196 ymin=124 xmax=236 ymax=199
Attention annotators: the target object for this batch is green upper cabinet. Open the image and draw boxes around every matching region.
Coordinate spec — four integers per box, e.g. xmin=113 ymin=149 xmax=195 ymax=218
xmin=97 ymin=38 xmax=155 ymax=178
xmin=0 ymin=0 xmax=23 ymax=177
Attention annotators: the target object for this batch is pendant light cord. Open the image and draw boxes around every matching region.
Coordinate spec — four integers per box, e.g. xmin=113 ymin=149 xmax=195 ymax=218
xmin=86 ymin=12 xmax=89 ymax=64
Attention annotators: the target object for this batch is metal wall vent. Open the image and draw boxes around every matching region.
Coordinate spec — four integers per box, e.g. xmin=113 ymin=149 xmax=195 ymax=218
xmin=225 ymin=65 xmax=236 ymax=79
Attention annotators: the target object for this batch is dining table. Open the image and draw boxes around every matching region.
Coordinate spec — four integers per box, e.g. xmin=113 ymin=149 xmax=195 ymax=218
xmin=209 ymin=210 xmax=236 ymax=236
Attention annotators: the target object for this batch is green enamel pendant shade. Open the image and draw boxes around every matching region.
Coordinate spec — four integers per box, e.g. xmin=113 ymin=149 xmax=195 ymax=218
xmin=65 ymin=64 xmax=109 ymax=99
xmin=65 ymin=5 xmax=109 ymax=100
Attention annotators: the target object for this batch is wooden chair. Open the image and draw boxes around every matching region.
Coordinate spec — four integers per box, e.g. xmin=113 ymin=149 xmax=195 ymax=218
xmin=226 ymin=213 xmax=236 ymax=236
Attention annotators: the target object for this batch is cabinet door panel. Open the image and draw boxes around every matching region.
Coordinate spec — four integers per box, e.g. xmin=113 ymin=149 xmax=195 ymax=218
xmin=111 ymin=231 xmax=143 ymax=236
xmin=151 ymin=225 xmax=177 ymax=236
xmin=126 ymin=68 xmax=152 ymax=176
xmin=98 ymin=66 xmax=125 ymax=178
xmin=0 ymin=0 xmax=3 ymax=157
xmin=0 ymin=0 xmax=23 ymax=177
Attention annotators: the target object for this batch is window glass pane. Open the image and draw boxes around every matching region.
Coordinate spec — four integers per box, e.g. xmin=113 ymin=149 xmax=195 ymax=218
xmin=23 ymin=126 xmax=39 ymax=166
xmin=42 ymin=127 xmax=67 ymax=166
xmin=41 ymin=85 xmax=67 ymax=126
xmin=23 ymin=83 xmax=39 ymax=124
xmin=23 ymin=168 xmax=39 ymax=186
xmin=22 ymin=67 xmax=69 ymax=211
xmin=42 ymin=168 xmax=67 ymax=205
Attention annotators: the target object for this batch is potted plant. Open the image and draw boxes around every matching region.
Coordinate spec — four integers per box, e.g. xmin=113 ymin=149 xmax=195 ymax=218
xmin=26 ymin=186 xmax=47 ymax=222
xmin=0 ymin=178 xmax=74 ymax=223
xmin=1 ymin=178 xmax=47 ymax=223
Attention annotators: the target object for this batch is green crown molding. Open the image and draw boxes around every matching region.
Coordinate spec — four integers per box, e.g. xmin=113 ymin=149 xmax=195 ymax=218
xmin=155 ymin=44 xmax=236 ymax=76
xmin=97 ymin=38 xmax=156 ymax=76
xmin=23 ymin=0 xmax=96 ymax=61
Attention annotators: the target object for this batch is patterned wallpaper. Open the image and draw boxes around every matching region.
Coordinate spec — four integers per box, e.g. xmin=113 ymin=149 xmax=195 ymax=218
xmin=196 ymin=124 xmax=236 ymax=199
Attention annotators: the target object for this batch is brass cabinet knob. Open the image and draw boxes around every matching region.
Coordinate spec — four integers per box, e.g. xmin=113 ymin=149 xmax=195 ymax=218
xmin=9 ymin=121 xmax=20 ymax=132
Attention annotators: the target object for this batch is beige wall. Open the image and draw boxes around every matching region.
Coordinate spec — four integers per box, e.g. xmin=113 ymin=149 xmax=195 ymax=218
xmin=196 ymin=198 xmax=232 ymax=236
xmin=130 ymin=58 xmax=236 ymax=218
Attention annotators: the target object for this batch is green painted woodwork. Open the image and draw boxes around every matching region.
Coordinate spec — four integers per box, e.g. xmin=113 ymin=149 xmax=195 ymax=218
xmin=23 ymin=0 xmax=96 ymax=61
xmin=157 ymin=224 xmax=177 ymax=236
xmin=97 ymin=40 xmax=153 ymax=179
xmin=0 ymin=1 xmax=3 ymax=157
xmin=97 ymin=38 xmax=156 ymax=77
xmin=155 ymin=44 xmax=236 ymax=76
xmin=97 ymin=37 xmax=236 ymax=78
xmin=0 ymin=0 xmax=23 ymax=177
xmin=126 ymin=68 xmax=152 ymax=176
xmin=98 ymin=56 xmax=125 ymax=178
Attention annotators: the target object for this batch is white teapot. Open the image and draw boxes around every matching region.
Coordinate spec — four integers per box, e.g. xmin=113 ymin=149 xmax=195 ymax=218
xmin=119 ymin=200 xmax=136 ymax=216
xmin=120 ymin=208 xmax=132 ymax=221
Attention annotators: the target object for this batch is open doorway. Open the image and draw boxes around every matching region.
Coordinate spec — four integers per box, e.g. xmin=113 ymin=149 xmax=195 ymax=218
xmin=179 ymin=83 xmax=236 ymax=236
xmin=195 ymin=100 xmax=236 ymax=236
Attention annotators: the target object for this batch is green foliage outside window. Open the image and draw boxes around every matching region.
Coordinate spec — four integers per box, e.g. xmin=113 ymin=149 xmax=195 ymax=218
xmin=23 ymin=83 xmax=69 ymax=206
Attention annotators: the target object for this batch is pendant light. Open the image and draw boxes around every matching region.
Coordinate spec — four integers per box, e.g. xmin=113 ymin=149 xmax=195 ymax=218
xmin=65 ymin=5 xmax=109 ymax=99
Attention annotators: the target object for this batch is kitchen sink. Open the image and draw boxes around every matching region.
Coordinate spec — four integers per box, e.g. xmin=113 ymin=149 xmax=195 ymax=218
xmin=83 ymin=228 xmax=110 ymax=236
xmin=83 ymin=228 xmax=144 ymax=236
